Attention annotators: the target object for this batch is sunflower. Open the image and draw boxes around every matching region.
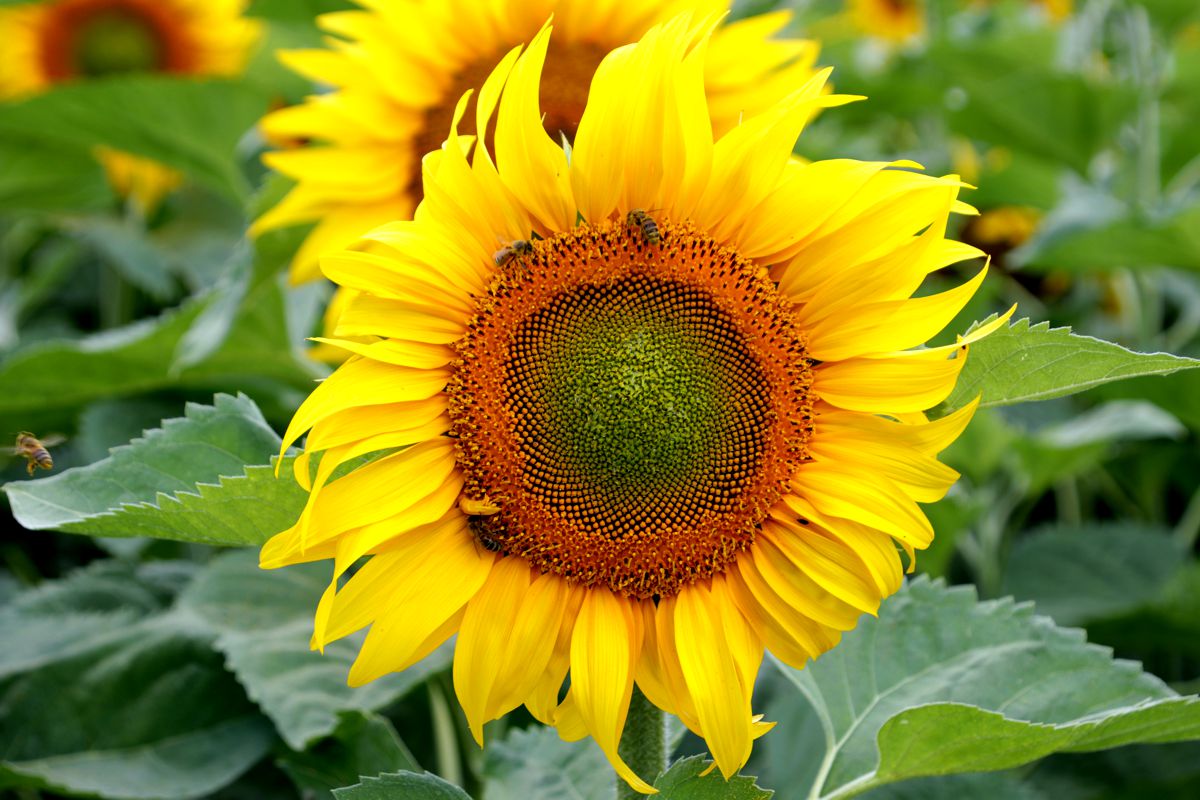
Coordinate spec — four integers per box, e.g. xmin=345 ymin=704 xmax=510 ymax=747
xmin=250 ymin=0 xmax=821 ymax=284
xmin=850 ymin=0 xmax=925 ymax=42
xmin=0 ymin=0 xmax=258 ymax=210
xmin=261 ymin=15 xmax=1011 ymax=792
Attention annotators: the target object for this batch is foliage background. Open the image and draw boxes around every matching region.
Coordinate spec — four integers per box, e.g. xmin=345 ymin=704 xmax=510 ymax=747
xmin=1 ymin=0 xmax=1199 ymax=798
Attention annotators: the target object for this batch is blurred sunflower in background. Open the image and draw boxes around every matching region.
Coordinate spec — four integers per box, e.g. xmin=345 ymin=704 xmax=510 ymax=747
xmin=0 ymin=0 xmax=258 ymax=211
xmin=262 ymin=14 xmax=1010 ymax=792
xmin=251 ymin=0 xmax=821 ymax=285
xmin=850 ymin=0 xmax=925 ymax=42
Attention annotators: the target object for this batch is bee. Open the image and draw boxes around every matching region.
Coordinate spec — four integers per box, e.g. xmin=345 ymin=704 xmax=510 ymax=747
xmin=14 ymin=432 xmax=63 ymax=476
xmin=626 ymin=209 xmax=661 ymax=245
xmin=493 ymin=239 xmax=534 ymax=269
xmin=471 ymin=522 xmax=505 ymax=553
xmin=461 ymin=495 xmax=506 ymax=553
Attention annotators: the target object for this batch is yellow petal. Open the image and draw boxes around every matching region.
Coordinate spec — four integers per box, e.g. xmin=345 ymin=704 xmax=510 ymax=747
xmin=674 ymin=581 xmax=754 ymax=779
xmin=494 ymin=23 xmax=575 ymax=233
xmin=346 ymin=519 xmax=496 ymax=686
xmin=791 ymin=462 xmax=934 ymax=548
xmin=454 ymin=557 xmax=535 ymax=744
xmin=570 ymin=588 xmax=655 ymax=795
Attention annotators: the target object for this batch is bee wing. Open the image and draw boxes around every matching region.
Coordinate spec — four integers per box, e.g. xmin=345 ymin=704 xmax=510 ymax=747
xmin=40 ymin=434 xmax=66 ymax=447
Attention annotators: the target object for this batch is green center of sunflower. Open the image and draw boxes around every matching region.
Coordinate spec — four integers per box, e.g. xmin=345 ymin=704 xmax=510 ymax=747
xmin=75 ymin=11 xmax=163 ymax=76
xmin=515 ymin=276 xmax=769 ymax=503
xmin=449 ymin=220 xmax=815 ymax=598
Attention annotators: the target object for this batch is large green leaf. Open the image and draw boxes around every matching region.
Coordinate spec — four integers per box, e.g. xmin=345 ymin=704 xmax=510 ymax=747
xmin=278 ymin=712 xmax=421 ymax=800
xmin=936 ymin=47 xmax=1137 ymax=174
xmin=941 ymin=318 xmax=1200 ymax=411
xmin=0 ymin=567 xmax=272 ymax=800
xmin=332 ymin=772 xmax=472 ymax=800
xmin=0 ymin=559 xmax=191 ymax=680
xmin=481 ymin=724 xmax=612 ymax=800
xmin=0 ymin=77 xmax=268 ymax=203
xmin=180 ymin=550 xmax=452 ymax=750
xmin=654 ymin=756 xmax=772 ymax=799
xmin=1001 ymin=524 xmax=1186 ymax=626
xmin=0 ymin=133 xmax=112 ymax=212
xmin=860 ymin=772 xmax=1048 ymax=799
xmin=1014 ymin=204 xmax=1200 ymax=273
xmin=4 ymin=393 xmax=303 ymax=545
xmin=769 ymin=578 xmax=1200 ymax=800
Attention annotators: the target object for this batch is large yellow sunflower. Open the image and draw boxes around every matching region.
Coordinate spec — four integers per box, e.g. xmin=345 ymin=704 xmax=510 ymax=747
xmin=251 ymin=0 xmax=821 ymax=284
xmin=261 ymin=15 xmax=1011 ymax=792
xmin=0 ymin=0 xmax=258 ymax=210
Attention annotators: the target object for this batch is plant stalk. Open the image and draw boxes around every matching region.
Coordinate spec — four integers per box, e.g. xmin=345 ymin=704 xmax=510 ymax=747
xmin=616 ymin=686 xmax=666 ymax=799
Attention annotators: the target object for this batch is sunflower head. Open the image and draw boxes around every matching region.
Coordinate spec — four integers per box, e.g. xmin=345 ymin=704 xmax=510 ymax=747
xmin=263 ymin=14 xmax=1010 ymax=792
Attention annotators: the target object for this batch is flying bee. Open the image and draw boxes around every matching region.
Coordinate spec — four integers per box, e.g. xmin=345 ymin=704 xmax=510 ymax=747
xmin=14 ymin=432 xmax=64 ymax=476
xmin=492 ymin=239 xmax=534 ymax=269
xmin=626 ymin=209 xmax=661 ymax=245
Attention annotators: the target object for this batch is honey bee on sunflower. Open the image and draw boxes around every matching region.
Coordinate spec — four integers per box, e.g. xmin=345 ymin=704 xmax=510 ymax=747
xmin=261 ymin=13 xmax=1011 ymax=794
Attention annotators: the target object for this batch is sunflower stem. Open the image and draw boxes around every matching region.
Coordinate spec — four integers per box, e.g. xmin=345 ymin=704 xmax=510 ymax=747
xmin=616 ymin=686 xmax=666 ymax=799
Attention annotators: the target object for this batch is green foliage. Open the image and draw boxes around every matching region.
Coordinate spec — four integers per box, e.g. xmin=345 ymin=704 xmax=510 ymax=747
xmin=0 ymin=134 xmax=112 ymax=212
xmin=942 ymin=318 xmax=1200 ymax=411
xmin=0 ymin=564 xmax=273 ymax=800
xmin=179 ymin=550 xmax=451 ymax=750
xmin=480 ymin=725 xmax=612 ymax=800
xmin=4 ymin=393 xmax=303 ymax=545
xmin=278 ymin=712 xmax=421 ymax=799
xmin=332 ymin=772 xmax=473 ymax=800
xmin=653 ymin=756 xmax=772 ymax=799
xmin=769 ymin=578 xmax=1200 ymax=799
xmin=1002 ymin=524 xmax=1187 ymax=625
xmin=0 ymin=78 xmax=269 ymax=203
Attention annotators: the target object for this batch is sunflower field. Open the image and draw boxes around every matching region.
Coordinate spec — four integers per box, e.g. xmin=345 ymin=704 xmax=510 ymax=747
xmin=1 ymin=0 xmax=1199 ymax=798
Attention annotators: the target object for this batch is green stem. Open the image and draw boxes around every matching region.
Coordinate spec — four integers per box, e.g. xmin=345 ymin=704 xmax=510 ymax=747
xmin=616 ymin=686 xmax=666 ymax=799
xmin=428 ymin=681 xmax=464 ymax=789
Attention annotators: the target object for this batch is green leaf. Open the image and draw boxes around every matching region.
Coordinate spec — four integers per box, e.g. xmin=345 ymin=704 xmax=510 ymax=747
xmin=332 ymin=772 xmax=472 ymax=800
xmin=278 ymin=712 xmax=420 ymax=800
xmin=0 ymin=132 xmax=112 ymax=212
xmin=180 ymin=550 xmax=452 ymax=750
xmin=0 ymin=77 xmax=269 ymax=203
xmin=1009 ymin=401 xmax=1186 ymax=493
xmin=770 ymin=578 xmax=1200 ymax=800
xmin=937 ymin=48 xmax=1137 ymax=174
xmin=654 ymin=756 xmax=773 ymax=799
xmin=481 ymin=724 xmax=612 ymax=800
xmin=62 ymin=215 xmax=178 ymax=300
xmin=1002 ymin=524 xmax=1186 ymax=626
xmin=0 ymin=559 xmax=191 ymax=680
xmin=4 ymin=393 xmax=303 ymax=546
xmin=0 ymin=573 xmax=272 ymax=800
xmin=0 ymin=273 xmax=320 ymax=436
xmin=1014 ymin=204 xmax=1200 ymax=273
xmin=941 ymin=318 xmax=1200 ymax=411
xmin=859 ymin=772 xmax=1050 ymax=799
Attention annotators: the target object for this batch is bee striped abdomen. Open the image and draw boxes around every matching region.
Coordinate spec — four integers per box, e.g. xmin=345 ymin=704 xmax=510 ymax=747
xmin=627 ymin=209 xmax=661 ymax=245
